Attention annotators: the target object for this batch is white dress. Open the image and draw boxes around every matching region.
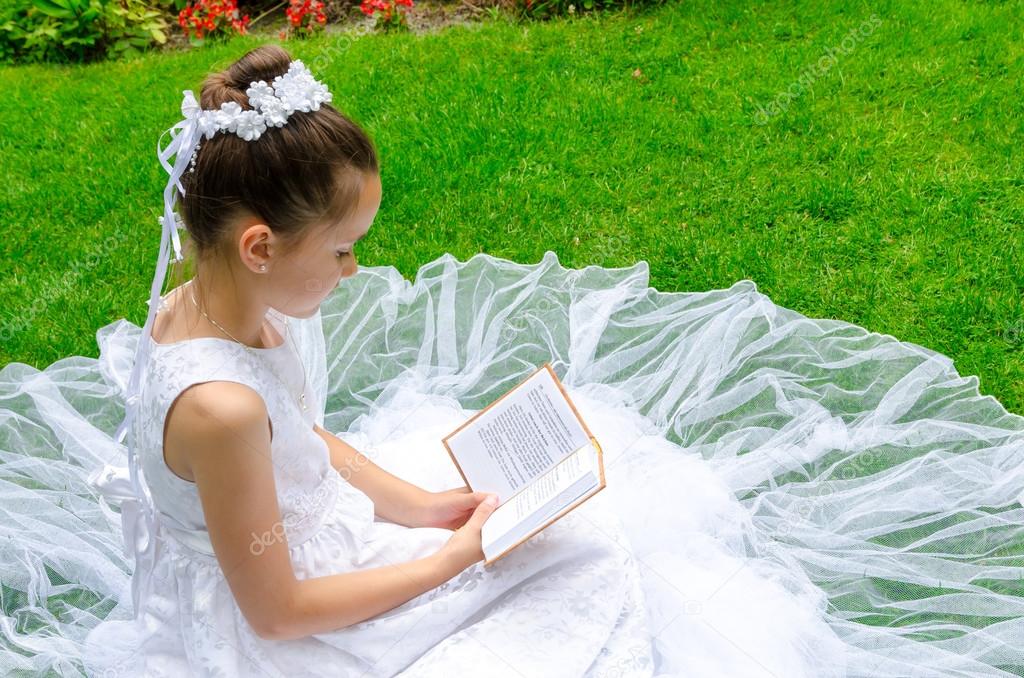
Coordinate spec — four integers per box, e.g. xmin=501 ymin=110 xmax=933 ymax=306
xmin=81 ymin=302 xmax=659 ymax=678
xmin=0 ymin=250 xmax=1021 ymax=677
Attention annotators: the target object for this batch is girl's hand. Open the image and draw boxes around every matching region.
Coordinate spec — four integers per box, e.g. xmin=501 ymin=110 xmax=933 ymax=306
xmin=437 ymin=493 xmax=500 ymax=572
xmin=416 ymin=486 xmax=497 ymax=530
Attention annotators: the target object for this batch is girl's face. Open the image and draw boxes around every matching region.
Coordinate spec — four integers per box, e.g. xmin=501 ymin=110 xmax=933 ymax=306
xmin=271 ymin=171 xmax=382 ymax=318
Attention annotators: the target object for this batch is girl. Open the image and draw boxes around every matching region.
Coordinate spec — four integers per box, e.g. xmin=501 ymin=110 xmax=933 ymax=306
xmin=7 ymin=39 xmax=1017 ymax=678
xmin=81 ymin=44 xmax=670 ymax=676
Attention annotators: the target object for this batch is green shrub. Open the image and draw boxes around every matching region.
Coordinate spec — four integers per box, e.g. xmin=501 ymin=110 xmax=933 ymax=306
xmin=102 ymin=0 xmax=169 ymax=58
xmin=153 ymin=0 xmax=190 ymax=10
xmin=0 ymin=0 xmax=101 ymax=64
xmin=0 ymin=0 xmax=169 ymax=65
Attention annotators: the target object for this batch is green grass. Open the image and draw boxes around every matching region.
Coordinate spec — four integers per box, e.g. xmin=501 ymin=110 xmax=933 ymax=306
xmin=1 ymin=0 xmax=1022 ymax=415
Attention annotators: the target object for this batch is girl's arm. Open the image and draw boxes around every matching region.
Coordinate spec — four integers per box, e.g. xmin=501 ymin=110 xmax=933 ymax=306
xmin=312 ymin=422 xmax=431 ymax=527
xmin=176 ymin=382 xmax=466 ymax=641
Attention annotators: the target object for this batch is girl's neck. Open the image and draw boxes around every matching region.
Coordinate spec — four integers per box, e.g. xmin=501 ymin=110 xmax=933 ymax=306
xmin=173 ymin=275 xmax=277 ymax=349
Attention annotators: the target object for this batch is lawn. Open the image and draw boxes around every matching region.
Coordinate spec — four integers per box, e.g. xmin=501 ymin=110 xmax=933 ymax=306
xmin=1 ymin=0 xmax=1022 ymax=416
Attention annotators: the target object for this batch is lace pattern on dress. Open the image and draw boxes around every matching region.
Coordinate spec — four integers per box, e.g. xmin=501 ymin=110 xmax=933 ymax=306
xmin=154 ymin=470 xmax=347 ymax=561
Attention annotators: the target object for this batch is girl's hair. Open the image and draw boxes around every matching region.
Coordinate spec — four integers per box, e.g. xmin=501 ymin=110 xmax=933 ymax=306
xmin=168 ymin=44 xmax=378 ymax=293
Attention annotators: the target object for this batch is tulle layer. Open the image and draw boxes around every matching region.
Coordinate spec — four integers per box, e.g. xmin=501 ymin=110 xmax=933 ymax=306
xmin=340 ymin=382 xmax=850 ymax=678
xmin=314 ymin=251 xmax=1024 ymax=677
xmin=0 ymin=249 xmax=1021 ymax=676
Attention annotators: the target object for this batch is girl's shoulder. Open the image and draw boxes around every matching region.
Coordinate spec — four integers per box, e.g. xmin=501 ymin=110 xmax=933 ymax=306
xmin=161 ymin=377 xmax=273 ymax=482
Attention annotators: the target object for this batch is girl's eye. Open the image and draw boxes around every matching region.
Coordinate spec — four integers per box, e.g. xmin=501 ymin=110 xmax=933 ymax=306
xmin=336 ymin=250 xmax=351 ymax=259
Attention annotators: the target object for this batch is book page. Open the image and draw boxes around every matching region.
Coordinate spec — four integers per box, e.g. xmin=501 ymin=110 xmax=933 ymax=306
xmin=445 ymin=366 xmax=592 ymax=498
xmin=481 ymin=442 xmax=595 ymax=551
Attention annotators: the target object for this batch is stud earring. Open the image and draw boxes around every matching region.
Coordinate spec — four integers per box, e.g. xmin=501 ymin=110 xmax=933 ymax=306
xmin=259 ymin=264 xmax=267 ymax=272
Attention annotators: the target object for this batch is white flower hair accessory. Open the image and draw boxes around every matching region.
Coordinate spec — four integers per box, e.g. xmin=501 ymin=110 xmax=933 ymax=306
xmin=196 ymin=59 xmax=332 ymax=142
xmin=179 ymin=60 xmax=332 ymax=170
xmin=99 ymin=58 xmax=334 ymax=620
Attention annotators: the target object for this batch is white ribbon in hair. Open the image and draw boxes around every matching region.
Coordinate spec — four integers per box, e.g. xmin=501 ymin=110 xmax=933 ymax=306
xmin=89 ymin=88 xmax=202 ymax=619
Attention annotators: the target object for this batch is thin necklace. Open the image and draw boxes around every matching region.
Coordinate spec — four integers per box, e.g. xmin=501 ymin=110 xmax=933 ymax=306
xmin=185 ymin=278 xmax=309 ymax=412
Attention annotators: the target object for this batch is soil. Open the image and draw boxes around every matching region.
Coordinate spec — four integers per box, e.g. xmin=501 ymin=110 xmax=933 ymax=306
xmin=162 ymin=0 xmax=518 ymax=53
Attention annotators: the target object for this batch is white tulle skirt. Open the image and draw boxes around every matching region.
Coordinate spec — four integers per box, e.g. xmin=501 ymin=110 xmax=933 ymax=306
xmin=1 ymin=250 xmax=1022 ymax=677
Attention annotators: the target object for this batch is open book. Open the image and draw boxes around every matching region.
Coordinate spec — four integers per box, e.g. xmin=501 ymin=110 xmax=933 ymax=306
xmin=441 ymin=363 xmax=606 ymax=566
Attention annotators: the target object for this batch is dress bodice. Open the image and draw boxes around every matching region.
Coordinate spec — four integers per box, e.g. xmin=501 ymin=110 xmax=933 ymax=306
xmin=133 ymin=304 xmax=352 ymax=555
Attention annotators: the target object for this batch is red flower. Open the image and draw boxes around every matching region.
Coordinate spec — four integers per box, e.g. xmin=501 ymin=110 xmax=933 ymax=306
xmin=179 ymin=0 xmax=253 ymax=39
xmin=281 ymin=0 xmax=329 ymax=29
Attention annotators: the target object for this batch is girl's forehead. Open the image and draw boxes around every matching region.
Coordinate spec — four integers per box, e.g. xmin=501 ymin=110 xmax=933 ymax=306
xmin=341 ymin=223 xmax=371 ymax=245
xmin=312 ymin=217 xmax=370 ymax=246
